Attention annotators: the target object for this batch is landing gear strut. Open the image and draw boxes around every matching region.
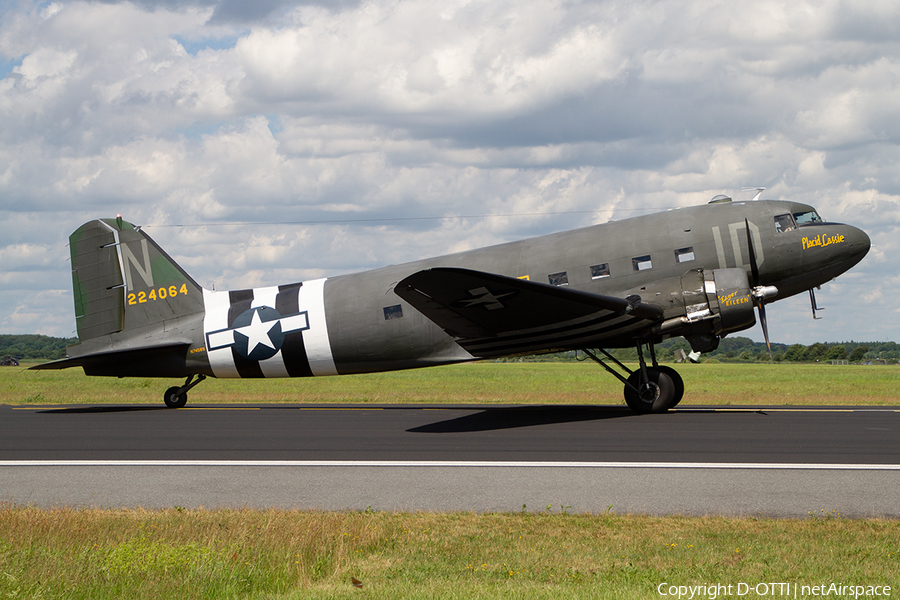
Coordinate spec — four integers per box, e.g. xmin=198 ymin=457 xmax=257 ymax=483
xmin=163 ymin=373 xmax=206 ymax=408
xmin=581 ymin=343 xmax=684 ymax=414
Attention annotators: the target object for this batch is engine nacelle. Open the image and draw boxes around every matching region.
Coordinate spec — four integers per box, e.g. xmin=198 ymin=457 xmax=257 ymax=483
xmin=675 ymin=268 xmax=757 ymax=353
xmin=705 ymin=268 xmax=756 ymax=335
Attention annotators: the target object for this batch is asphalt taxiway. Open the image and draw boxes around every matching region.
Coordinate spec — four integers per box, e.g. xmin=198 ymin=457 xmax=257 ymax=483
xmin=2 ymin=404 xmax=899 ymax=516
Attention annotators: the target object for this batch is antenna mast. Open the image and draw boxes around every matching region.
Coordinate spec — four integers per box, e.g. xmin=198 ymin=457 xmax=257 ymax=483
xmin=742 ymin=186 xmax=766 ymax=201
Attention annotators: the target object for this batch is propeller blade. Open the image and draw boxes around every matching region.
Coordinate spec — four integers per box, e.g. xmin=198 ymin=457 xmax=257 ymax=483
xmin=746 ymin=220 xmax=775 ymax=357
xmin=744 ymin=218 xmax=760 ymax=287
xmin=758 ymin=302 xmax=772 ymax=358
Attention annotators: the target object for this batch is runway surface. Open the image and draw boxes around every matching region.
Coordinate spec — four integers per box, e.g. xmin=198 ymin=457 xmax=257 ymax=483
xmin=2 ymin=404 xmax=899 ymax=516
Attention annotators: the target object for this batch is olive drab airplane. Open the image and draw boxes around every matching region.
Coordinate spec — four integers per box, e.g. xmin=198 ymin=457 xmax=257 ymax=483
xmin=32 ymin=193 xmax=870 ymax=413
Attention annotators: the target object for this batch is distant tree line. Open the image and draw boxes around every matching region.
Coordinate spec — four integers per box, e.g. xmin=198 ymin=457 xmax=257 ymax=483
xmin=0 ymin=335 xmax=77 ymax=360
xmin=648 ymin=337 xmax=898 ymax=364
xmin=3 ymin=333 xmax=898 ymax=364
xmin=496 ymin=337 xmax=900 ymax=364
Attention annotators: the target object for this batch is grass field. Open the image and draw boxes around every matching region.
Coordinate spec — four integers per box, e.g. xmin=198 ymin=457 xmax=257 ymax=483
xmin=1 ymin=507 xmax=898 ymax=599
xmin=3 ymin=361 xmax=899 ymax=598
xmin=3 ymin=360 xmax=899 ymax=406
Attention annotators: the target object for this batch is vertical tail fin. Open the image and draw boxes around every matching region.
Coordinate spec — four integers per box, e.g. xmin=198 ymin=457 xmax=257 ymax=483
xmin=70 ymin=216 xmax=204 ymax=341
xmin=31 ymin=217 xmax=208 ymax=376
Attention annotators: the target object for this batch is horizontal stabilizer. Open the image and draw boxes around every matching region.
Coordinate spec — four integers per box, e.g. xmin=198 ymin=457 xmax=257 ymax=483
xmin=395 ymin=267 xmax=662 ymax=357
xmin=29 ymin=342 xmax=193 ymax=377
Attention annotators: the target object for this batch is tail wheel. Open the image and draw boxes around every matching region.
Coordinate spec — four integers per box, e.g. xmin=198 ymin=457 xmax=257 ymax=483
xmin=164 ymin=386 xmax=187 ymax=408
xmin=624 ymin=368 xmax=676 ymax=414
xmin=163 ymin=374 xmax=206 ymax=408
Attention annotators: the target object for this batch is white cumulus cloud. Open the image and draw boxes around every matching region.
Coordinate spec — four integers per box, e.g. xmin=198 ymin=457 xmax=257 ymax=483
xmin=0 ymin=0 xmax=896 ymax=346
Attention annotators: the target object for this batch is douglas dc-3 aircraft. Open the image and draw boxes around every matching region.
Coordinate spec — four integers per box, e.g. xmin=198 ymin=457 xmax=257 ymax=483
xmin=32 ymin=193 xmax=870 ymax=413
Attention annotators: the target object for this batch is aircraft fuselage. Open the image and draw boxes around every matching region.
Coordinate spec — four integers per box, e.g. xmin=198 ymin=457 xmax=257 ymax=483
xmin=192 ymin=199 xmax=869 ymax=377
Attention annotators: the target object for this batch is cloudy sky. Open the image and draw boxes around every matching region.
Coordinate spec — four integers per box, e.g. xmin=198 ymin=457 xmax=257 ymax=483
xmin=1 ymin=0 xmax=897 ymax=345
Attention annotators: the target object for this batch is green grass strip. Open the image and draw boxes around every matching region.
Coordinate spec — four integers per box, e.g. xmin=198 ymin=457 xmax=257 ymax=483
xmin=5 ymin=361 xmax=900 ymax=406
xmin=1 ymin=506 xmax=898 ymax=599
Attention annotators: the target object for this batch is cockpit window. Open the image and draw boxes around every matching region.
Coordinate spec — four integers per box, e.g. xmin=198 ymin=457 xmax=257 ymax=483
xmin=793 ymin=210 xmax=823 ymax=226
xmin=774 ymin=214 xmax=795 ymax=233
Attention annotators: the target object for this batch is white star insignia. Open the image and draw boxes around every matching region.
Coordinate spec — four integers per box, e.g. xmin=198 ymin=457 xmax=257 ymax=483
xmin=458 ymin=287 xmax=515 ymax=310
xmin=234 ymin=309 xmax=277 ymax=355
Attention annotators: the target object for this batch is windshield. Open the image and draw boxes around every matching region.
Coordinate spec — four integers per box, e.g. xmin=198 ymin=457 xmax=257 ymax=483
xmin=793 ymin=210 xmax=823 ymax=225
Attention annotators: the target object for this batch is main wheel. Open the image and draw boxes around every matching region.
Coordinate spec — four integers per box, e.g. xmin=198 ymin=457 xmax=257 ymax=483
xmin=623 ymin=368 xmax=676 ymax=414
xmin=656 ymin=366 xmax=684 ymax=407
xmin=163 ymin=386 xmax=188 ymax=408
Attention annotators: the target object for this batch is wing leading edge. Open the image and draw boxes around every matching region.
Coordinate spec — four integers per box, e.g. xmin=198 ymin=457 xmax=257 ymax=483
xmin=395 ymin=267 xmax=663 ymax=358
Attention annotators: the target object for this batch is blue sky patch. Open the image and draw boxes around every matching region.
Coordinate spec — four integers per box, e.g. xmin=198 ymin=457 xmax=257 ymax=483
xmin=265 ymin=115 xmax=284 ymax=136
xmin=172 ymin=34 xmax=244 ymax=56
xmin=0 ymin=56 xmax=23 ymax=79
xmin=173 ymin=120 xmax=232 ymax=140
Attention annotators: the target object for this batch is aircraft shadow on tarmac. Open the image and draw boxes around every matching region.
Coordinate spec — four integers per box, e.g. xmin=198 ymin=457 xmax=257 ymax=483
xmin=33 ymin=404 xmax=639 ymax=433
xmin=407 ymin=405 xmax=634 ymax=433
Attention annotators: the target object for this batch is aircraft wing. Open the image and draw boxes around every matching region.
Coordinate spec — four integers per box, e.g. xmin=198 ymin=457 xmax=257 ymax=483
xmin=395 ymin=267 xmax=663 ymax=357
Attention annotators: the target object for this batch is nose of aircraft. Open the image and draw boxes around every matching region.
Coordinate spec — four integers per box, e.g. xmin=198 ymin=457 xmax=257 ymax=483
xmin=841 ymin=223 xmax=871 ymax=267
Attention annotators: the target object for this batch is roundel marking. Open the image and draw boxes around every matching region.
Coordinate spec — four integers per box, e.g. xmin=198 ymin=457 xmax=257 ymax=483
xmin=231 ymin=306 xmax=285 ymax=361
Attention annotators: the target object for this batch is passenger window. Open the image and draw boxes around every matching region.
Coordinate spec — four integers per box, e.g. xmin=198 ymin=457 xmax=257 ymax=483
xmin=383 ymin=305 xmax=403 ymax=320
xmin=632 ymin=255 xmax=652 ymax=271
xmin=548 ymin=271 xmax=569 ymax=286
xmin=674 ymin=247 xmax=695 ymax=263
xmin=590 ymin=263 xmax=610 ymax=279
xmin=774 ymin=214 xmax=795 ymax=233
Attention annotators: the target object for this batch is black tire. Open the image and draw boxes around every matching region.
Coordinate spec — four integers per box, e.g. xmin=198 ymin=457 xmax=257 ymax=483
xmin=656 ymin=366 xmax=684 ymax=407
xmin=623 ymin=368 xmax=675 ymax=414
xmin=164 ymin=386 xmax=187 ymax=408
